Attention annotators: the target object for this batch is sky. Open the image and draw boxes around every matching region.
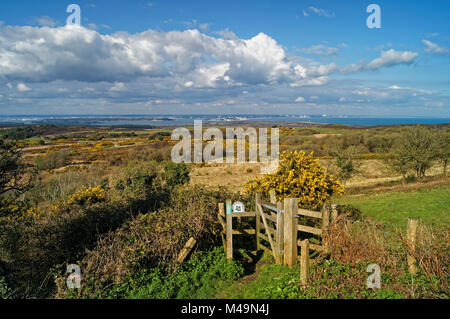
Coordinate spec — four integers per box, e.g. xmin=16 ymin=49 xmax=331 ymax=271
xmin=0 ymin=0 xmax=449 ymax=117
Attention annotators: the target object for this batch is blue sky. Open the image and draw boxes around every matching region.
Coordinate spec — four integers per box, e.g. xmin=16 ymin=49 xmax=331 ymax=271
xmin=0 ymin=0 xmax=449 ymax=116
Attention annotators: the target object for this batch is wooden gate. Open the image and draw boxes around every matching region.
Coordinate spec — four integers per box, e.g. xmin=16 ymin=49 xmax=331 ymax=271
xmin=218 ymin=189 xmax=335 ymax=268
xmin=255 ymin=192 xmax=284 ymax=264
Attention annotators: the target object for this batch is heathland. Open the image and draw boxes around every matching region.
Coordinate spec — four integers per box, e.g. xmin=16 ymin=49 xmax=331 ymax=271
xmin=0 ymin=122 xmax=448 ymax=299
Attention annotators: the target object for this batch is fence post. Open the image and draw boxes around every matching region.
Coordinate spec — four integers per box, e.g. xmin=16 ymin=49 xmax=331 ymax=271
xmin=255 ymin=193 xmax=261 ymax=251
xmin=218 ymin=203 xmax=226 ymax=251
xmin=300 ymin=239 xmax=310 ymax=286
xmin=226 ymin=199 xmax=233 ymax=260
xmin=283 ymin=198 xmax=298 ymax=267
xmin=275 ymin=201 xmax=284 ymax=265
xmin=269 ymin=189 xmax=276 ymax=204
xmin=322 ymin=205 xmax=330 ymax=250
xmin=407 ymin=218 xmax=418 ymax=274
xmin=331 ymin=204 xmax=338 ymax=221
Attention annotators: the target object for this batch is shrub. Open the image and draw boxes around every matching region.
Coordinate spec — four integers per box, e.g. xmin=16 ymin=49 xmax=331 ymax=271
xmin=164 ymin=162 xmax=190 ymax=188
xmin=386 ymin=126 xmax=443 ymax=178
xmin=109 ymin=160 xmax=168 ymax=212
xmin=35 ymin=150 xmax=71 ymax=170
xmin=335 ymin=204 xmax=363 ymax=221
xmin=0 ymin=200 xmax=133 ymax=298
xmin=244 ymin=151 xmax=344 ymax=210
xmin=56 ymin=186 xmax=230 ymax=298
xmin=67 ymin=186 xmax=106 ymax=206
xmin=59 ymin=247 xmax=243 ymax=299
xmin=0 ymin=138 xmax=34 ymax=196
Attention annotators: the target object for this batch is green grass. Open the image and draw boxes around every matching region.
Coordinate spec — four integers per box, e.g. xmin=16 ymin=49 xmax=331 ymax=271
xmin=217 ymin=262 xmax=300 ymax=299
xmin=337 ymin=185 xmax=450 ymax=230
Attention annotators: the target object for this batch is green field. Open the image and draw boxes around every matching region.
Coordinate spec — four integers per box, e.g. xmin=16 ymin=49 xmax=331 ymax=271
xmin=337 ymin=185 xmax=450 ymax=229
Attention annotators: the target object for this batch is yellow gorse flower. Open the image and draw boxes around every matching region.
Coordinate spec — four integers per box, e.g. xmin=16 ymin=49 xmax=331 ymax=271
xmin=244 ymin=150 xmax=344 ymax=210
xmin=67 ymin=185 xmax=106 ymax=206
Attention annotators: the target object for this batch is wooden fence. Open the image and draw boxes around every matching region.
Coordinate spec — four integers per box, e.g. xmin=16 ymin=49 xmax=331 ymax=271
xmin=218 ymin=189 xmax=337 ymax=269
xmin=219 ymin=195 xmax=421 ymax=287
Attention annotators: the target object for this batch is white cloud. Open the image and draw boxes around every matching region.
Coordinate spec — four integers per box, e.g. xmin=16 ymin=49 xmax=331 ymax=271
xmin=0 ymin=25 xmax=430 ymax=113
xmin=302 ymin=6 xmax=335 ymax=18
xmin=35 ymin=16 xmax=56 ymax=27
xmin=0 ymin=26 xmax=336 ymax=88
xmin=367 ymin=49 xmax=418 ymax=69
xmin=422 ymin=40 xmax=450 ymax=56
xmin=297 ymin=44 xmax=339 ymax=56
xmin=342 ymin=49 xmax=418 ymax=73
xmin=17 ymin=83 xmax=31 ymax=91
xmin=110 ymin=82 xmax=126 ymax=92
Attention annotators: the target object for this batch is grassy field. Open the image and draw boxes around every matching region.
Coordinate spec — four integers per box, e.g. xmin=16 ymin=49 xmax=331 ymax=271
xmin=337 ymin=185 xmax=450 ymax=229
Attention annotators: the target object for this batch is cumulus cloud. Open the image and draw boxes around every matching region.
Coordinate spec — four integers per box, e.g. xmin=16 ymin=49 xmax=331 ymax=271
xmin=422 ymin=40 xmax=450 ymax=56
xmin=342 ymin=49 xmax=418 ymax=73
xmin=0 ymin=25 xmax=423 ymax=107
xmin=0 ymin=25 xmax=339 ymax=88
xmin=35 ymin=16 xmax=56 ymax=27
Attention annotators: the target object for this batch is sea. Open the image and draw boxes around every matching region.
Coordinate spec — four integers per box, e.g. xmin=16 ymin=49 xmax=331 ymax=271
xmin=0 ymin=114 xmax=449 ymax=127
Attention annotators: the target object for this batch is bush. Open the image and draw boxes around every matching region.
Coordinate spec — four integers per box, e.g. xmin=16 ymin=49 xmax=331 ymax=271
xmin=60 ymin=247 xmax=243 ymax=299
xmin=0 ymin=200 xmax=133 ymax=298
xmin=164 ymin=162 xmax=190 ymax=188
xmin=244 ymin=151 xmax=344 ymax=210
xmin=386 ymin=126 xmax=442 ymax=178
xmin=0 ymin=138 xmax=34 ymax=196
xmin=35 ymin=150 xmax=71 ymax=170
xmin=335 ymin=204 xmax=363 ymax=221
xmin=109 ymin=160 xmax=169 ymax=212
xmin=67 ymin=186 xmax=106 ymax=206
xmin=56 ymin=186 xmax=230 ymax=298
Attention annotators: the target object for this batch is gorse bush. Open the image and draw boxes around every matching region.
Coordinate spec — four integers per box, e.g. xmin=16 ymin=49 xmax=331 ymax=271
xmin=67 ymin=186 xmax=106 ymax=206
xmin=56 ymin=186 xmax=231 ymax=298
xmin=244 ymin=151 xmax=344 ymax=210
xmin=109 ymin=160 xmax=169 ymax=212
xmin=60 ymin=247 xmax=244 ymax=299
xmin=164 ymin=162 xmax=190 ymax=188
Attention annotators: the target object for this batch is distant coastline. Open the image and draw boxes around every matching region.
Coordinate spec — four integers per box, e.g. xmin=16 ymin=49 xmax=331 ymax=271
xmin=0 ymin=114 xmax=449 ymax=127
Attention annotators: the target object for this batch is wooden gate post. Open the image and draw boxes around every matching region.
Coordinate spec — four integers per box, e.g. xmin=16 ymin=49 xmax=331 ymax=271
xmin=218 ymin=203 xmax=226 ymax=251
xmin=322 ymin=205 xmax=330 ymax=251
xmin=275 ymin=201 xmax=284 ymax=265
xmin=226 ymin=199 xmax=233 ymax=260
xmin=269 ymin=189 xmax=276 ymax=204
xmin=407 ymin=218 xmax=418 ymax=274
xmin=300 ymin=239 xmax=310 ymax=286
xmin=283 ymin=198 xmax=298 ymax=267
xmin=255 ymin=193 xmax=261 ymax=251
xmin=331 ymin=204 xmax=338 ymax=221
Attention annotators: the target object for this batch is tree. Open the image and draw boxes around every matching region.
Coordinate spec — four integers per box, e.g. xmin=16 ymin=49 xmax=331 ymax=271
xmin=387 ymin=126 xmax=440 ymax=179
xmin=330 ymin=145 xmax=358 ymax=185
xmin=244 ymin=151 xmax=344 ymax=210
xmin=0 ymin=138 xmax=34 ymax=196
xmin=435 ymin=130 xmax=450 ymax=175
